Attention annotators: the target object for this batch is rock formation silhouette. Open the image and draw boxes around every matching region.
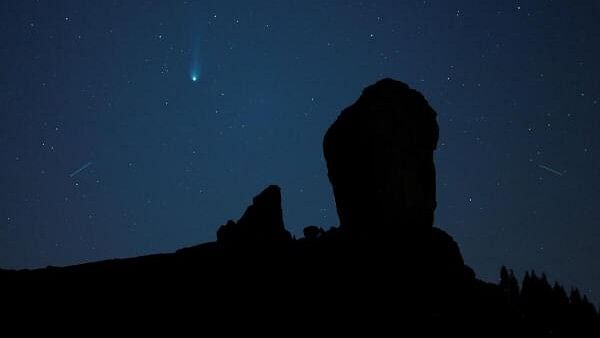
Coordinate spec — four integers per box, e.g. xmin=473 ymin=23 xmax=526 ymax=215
xmin=324 ymin=78 xmax=438 ymax=236
xmin=216 ymin=185 xmax=291 ymax=245
xmin=1 ymin=78 xmax=598 ymax=335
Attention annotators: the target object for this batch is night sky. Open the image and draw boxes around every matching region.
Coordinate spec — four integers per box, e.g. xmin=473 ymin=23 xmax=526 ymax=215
xmin=1 ymin=1 xmax=600 ymax=298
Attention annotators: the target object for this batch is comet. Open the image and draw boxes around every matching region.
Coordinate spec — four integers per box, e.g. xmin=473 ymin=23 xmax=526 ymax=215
xmin=190 ymin=33 xmax=201 ymax=82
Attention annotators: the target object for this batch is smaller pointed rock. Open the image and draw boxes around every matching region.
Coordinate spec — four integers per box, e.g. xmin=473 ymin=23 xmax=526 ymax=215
xmin=216 ymin=185 xmax=292 ymax=245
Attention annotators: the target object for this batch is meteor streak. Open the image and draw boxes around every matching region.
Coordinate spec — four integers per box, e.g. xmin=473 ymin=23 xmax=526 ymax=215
xmin=538 ymin=164 xmax=563 ymax=176
xmin=69 ymin=161 xmax=93 ymax=178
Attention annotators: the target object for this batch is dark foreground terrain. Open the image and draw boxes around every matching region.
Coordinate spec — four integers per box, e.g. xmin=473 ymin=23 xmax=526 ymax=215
xmin=2 ymin=79 xmax=598 ymax=335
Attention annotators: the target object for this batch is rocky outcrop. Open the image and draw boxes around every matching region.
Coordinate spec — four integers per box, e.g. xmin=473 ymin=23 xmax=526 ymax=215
xmin=216 ymin=185 xmax=292 ymax=245
xmin=431 ymin=226 xmax=475 ymax=281
xmin=323 ymin=78 xmax=438 ymax=235
xmin=321 ymin=79 xmax=488 ymax=332
xmin=3 ymin=78 xmax=598 ymax=336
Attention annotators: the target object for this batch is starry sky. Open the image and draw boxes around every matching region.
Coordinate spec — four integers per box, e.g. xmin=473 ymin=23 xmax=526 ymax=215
xmin=1 ymin=0 xmax=600 ymax=298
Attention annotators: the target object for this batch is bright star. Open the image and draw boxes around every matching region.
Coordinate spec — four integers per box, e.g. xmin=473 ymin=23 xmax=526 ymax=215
xmin=192 ymin=75 xmax=197 ymax=82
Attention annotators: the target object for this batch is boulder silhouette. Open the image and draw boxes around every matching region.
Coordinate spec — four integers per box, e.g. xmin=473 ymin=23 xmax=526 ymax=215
xmin=322 ymin=79 xmax=506 ymax=334
xmin=323 ymin=78 xmax=438 ymax=236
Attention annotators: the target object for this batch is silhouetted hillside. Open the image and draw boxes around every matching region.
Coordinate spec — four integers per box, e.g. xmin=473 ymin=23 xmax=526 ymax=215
xmin=1 ymin=79 xmax=598 ymax=335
